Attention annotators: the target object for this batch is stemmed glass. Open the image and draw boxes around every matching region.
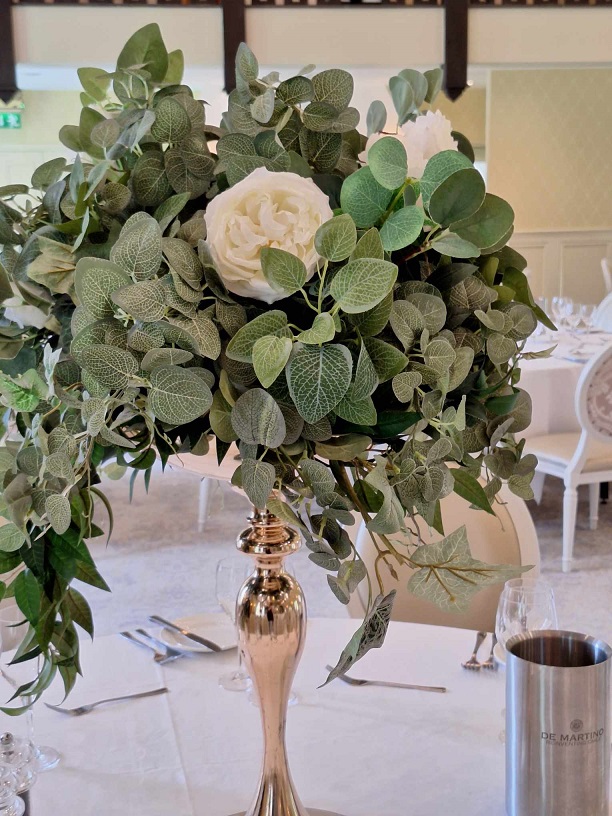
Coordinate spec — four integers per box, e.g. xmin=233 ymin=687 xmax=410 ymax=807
xmin=495 ymin=577 xmax=559 ymax=654
xmin=580 ymin=304 xmax=597 ymax=335
xmin=534 ymin=296 xmax=550 ymax=341
xmin=0 ymin=609 xmax=61 ymax=773
xmin=565 ymin=301 xmax=582 ymax=348
xmin=551 ymin=296 xmax=572 ymax=332
xmin=216 ymin=557 xmax=251 ymax=692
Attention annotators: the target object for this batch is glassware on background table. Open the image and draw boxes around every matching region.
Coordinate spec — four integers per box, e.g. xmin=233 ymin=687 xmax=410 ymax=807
xmin=495 ymin=577 xmax=559 ymax=653
xmin=0 ymin=732 xmax=37 ymax=809
xmin=534 ymin=296 xmax=549 ymax=339
xmin=0 ymin=609 xmax=61 ymax=773
xmin=216 ymin=557 xmax=251 ymax=692
xmin=579 ymin=303 xmax=597 ymax=334
xmin=551 ymin=295 xmax=572 ymax=331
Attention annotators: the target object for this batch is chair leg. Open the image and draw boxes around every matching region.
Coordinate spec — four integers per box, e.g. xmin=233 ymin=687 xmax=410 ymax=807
xmin=562 ymin=485 xmax=578 ymax=573
xmin=589 ymin=483 xmax=600 ymax=531
xmin=198 ymin=478 xmax=214 ymax=533
xmin=531 ymin=472 xmax=546 ymax=504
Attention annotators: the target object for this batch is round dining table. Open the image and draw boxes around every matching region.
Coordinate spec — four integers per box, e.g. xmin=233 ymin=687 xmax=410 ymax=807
xmin=3 ymin=617 xmax=518 ymax=816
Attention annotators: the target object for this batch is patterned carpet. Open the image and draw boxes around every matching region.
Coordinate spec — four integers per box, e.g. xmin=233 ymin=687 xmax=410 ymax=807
xmin=84 ymin=464 xmax=612 ymax=645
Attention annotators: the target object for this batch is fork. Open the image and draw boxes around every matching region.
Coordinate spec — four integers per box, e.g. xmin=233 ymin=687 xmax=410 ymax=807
xmin=480 ymin=633 xmax=498 ymax=671
xmin=119 ymin=631 xmax=182 ymax=665
xmin=325 ymin=665 xmax=446 ymax=693
xmin=135 ymin=629 xmax=184 ymax=660
xmin=44 ymin=687 xmax=168 ymax=717
xmin=462 ymin=630 xmax=487 ymax=670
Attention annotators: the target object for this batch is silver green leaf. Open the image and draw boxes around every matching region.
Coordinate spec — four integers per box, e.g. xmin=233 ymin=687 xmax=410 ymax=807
xmin=240 ymin=458 xmax=276 ymax=510
xmin=150 ymin=97 xmax=191 ymax=143
xmin=296 ymin=313 xmax=335 ymax=345
xmin=367 ymin=136 xmax=408 ymax=191
xmin=111 ymin=279 xmax=167 ymax=322
xmin=0 ymin=522 xmax=26 ymax=553
xmin=227 ymin=311 xmax=288 ymax=363
xmin=340 ymin=167 xmax=393 ymax=229
xmin=379 ymin=206 xmax=424 ymax=252
xmin=132 ymin=151 xmax=173 ymax=207
xmin=148 ymin=365 xmax=213 ymax=425
xmin=406 ymin=293 xmax=447 ymax=335
xmin=260 ymin=248 xmax=308 ymax=296
xmin=79 ymin=344 xmax=139 ymax=389
xmin=45 ymin=494 xmax=71 ymax=535
xmin=313 ymin=69 xmax=353 ymax=111
xmin=74 ymin=258 xmax=130 ymax=319
xmin=287 ymin=343 xmax=353 ymax=424
xmin=231 ymin=388 xmax=286 ymax=448
xmin=141 ymin=348 xmax=193 ymax=371
xmin=330 ymin=258 xmax=397 ymax=314
xmin=171 ymin=314 xmax=221 ymax=360
xmin=252 ymin=335 xmax=292 ymax=389
xmin=315 ymin=214 xmax=357 ymax=262
xmin=299 ymin=459 xmax=336 ymax=504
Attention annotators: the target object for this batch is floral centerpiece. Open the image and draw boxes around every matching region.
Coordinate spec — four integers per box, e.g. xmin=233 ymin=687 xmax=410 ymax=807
xmin=0 ymin=24 xmax=550 ymax=700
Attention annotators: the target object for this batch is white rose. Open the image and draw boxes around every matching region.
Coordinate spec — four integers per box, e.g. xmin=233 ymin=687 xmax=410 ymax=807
xmin=3 ymin=298 xmax=48 ymax=329
xmin=361 ymin=110 xmax=458 ymax=180
xmin=204 ymin=167 xmax=334 ymax=304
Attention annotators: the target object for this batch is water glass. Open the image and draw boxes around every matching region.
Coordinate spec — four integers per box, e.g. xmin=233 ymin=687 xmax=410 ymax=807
xmin=551 ymin=296 xmax=572 ymax=331
xmin=580 ymin=303 xmax=597 ymax=334
xmin=495 ymin=577 xmax=559 ymax=653
xmin=0 ymin=609 xmax=60 ymax=773
xmin=216 ymin=557 xmax=251 ymax=692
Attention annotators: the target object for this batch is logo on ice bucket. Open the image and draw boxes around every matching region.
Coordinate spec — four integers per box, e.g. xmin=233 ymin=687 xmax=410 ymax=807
xmin=541 ymin=721 xmax=604 ymax=746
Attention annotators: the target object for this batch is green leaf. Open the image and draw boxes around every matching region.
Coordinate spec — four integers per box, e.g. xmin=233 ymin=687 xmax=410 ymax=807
xmin=154 ymin=193 xmax=190 ymax=233
xmin=299 ymin=459 xmax=336 ymax=503
xmin=252 ymin=335 xmax=292 ymax=388
xmin=367 ymin=137 xmax=408 ymax=191
xmin=210 ymin=390 xmax=238 ymax=443
xmin=350 ymin=343 xmax=378 ymax=400
xmin=389 ymin=299 xmax=424 ymax=349
xmin=335 ymin=393 xmax=377 ymax=426
xmin=389 ymin=76 xmax=414 ymax=126
xmin=117 ymin=23 xmax=169 ymax=83
xmin=78 ymin=67 xmax=111 ymax=102
xmin=132 ymin=151 xmax=172 ymax=207
xmin=313 ymin=69 xmax=353 ymax=111
xmin=487 ymin=333 xmax=517 ymax=366
xmin=453 ymin=194 xmax=515 ymax=252
xmin=406 ymin=293 xmax=447 ymax=334
xmin=64 ymin=588 xmax=94 ymax=638
xmin=163 ymin=50 xmax=185 ymax=85
xmin=172 ymin=314 xmax=221 ymax=360
xmin=112 ymin=279 xmax=166 ymax=322
xmin=74 ymin=258 xmax=130 ymax=319
xmin=236 ymin=42 xmax=259 ymax=82
xmin=428 ymin=168 xmax=485 ymax=227
xmin=287 ymin=344 xmax=353 ymax=424
xmin=45 ymin=494 xmax=71 ymax=535
xmin=379 ymin=206 xmax=424 ymax=252
xmin=315 ymin=214 xmax=357 ymax=262
xmin=420 ymin=150 xmax=473 ymax=210
xmin=431 ymin=232 xmax=480 ymax=259
xmin=330 ymin=258 xmax=397 ymax=314
xmin=364 ymin=337 xmax=408 ymax=382
xmin=151 ymin=97 xmax=191 ymax=143
xmin=366 ymin=100 xmax=387 ymax=136
xmin=340 ymin=167 xmax=393 ymax=229
xmin=260 ymin=248 xmax=308 ymax=296
xmin=296 ymin=313 xmax=336 ymax=345
xmin=392 ymin=371 xmax=422 ymax=403
xmin=315 ymin=434 xmax=371 ymax=462
xmin=140 ymin=348 xmax=193 ymax=371
xmin=424 ymin=338 xmax=456 ymax=374
xmin=452 ymin=470 xmax=494 ymax=514
xmin=163 ymin=238 xmax=203 ymax=289
xmin=277 ymin=76 xmax=314 ymax=106
xmin=149 ymin=365 xmax=213 ymax=425
xmin=0 ymin=523 xmax=26 ymax=553
xmin=227 ymin=311 xmax=288 ymax=363
xmin=398 ymin=69 xmax=428 ymax=107
xmin=15 ymin=571 xmax=41 ymax=625
xmin=31 ymin=158 xmax=67 ymax=190
xmin=251 ymin=89 xmax=275 ymax=124
xmin=351 ymin=227 xmax=384 ymax=262
xmin=424 ymin=68 xmax=443 ymax=103
xmin=79 ymin=345 xmax=138 ymax=389
xmin=90 ymin=118 xmax=120 ymax=150
xmin=303 ymin=101 xmax=339 ymax=132
xmin=231 ymin=388 xmax=286 ymax=448
xmin=164 ymin=147 xmax=212 ymax=199
xmin=408 ymin=525 xmax=527 ymax=612
xmin=240 ymin=459 xmax=275 ymax=510
xmin=110 ymin=214 xmax=163 ymax=282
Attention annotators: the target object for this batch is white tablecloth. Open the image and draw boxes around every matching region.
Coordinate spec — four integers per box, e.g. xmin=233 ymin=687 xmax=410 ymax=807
xmin=519 ymin=331 xmax=612 ymax=438
xmin=0 ymin=618 xmax=522 ymax=816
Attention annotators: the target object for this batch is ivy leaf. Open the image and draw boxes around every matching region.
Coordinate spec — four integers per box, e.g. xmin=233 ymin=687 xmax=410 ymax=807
xmin=74 ymin=258 xmax=130 ymax=319
xmin=315 ymin=214 xmax=357 ymax=262
xmin=452 ymin=470 xmax=495 ymax=515
xmin=0 ymin=523 xmax=26 ymax=553
xmin=112 ymin=279 xmax=167 ymax=322
xmin=260 ymin=248 xmax=308 ymax=296
xmin=45 ymin=494 xmax=71 ymax=535
xmin=408 ymin=525 xmax=528 ymax=612
xmin=231 ymin=388 xmax=286 ymax=448
xmin=240 ymin=458 xmax=276 ymax=510
xmin=109 ymin=214 xmax=162 ymax=282
xmin=330 ymin=258 xmax=397 ymax=314
xmin=287 ymin=344 xmax=352 ymax=424
xmin=149 ymin=365 xmax=212 ymax=425
xmin=379 ymin=206 xmax=424 ymax=252
xmin=296 ymin=313 xmax=335 ymax=345
xmin=252 ymin=335 xmax=292 ymax=389
xmin=367 ymin=136 xmax=408 ymax=191
xmin=80 ymin=345 xmax=138 ymax=389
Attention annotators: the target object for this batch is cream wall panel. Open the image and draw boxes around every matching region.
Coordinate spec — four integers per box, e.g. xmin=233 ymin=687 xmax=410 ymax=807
xmin=561 ymin=241 xmax=610 ymax=304
xmin=487 ymin=68 xmax=612 ymax=232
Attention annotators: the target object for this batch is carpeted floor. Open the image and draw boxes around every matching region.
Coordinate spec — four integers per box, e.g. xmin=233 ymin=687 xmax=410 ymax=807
xmin=84 ymin=464 xmax=612 ymax=644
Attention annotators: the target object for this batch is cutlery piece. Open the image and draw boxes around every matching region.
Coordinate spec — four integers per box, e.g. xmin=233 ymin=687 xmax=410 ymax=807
xmin=119 ymin=631 xmax=182 ymax=665
xmin=148 ymin=615 xmax=222 ymax=652
xmin=45 ymin=687 xmax=168 ymax=717
xmin=325 ymin=665 xmax=446 ymax=693
xmin=462 ymin=630 xmax=488 ymax=670
xmin=135 ymin=628 xmax=184 ymax=659
xmin=481 ymin=633 xmax=498 ymax=671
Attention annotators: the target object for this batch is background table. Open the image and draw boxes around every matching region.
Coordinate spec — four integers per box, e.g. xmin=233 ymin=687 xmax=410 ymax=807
xmin=0 ymin=618 xmax=512 ymax=816
xmin=520 ymin=330 xmax=612 ymax=438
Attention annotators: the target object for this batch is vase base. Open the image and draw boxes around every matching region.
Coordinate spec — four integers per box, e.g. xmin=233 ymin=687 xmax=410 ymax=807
xmin=231 ymin=810 xmax=347 ymax=815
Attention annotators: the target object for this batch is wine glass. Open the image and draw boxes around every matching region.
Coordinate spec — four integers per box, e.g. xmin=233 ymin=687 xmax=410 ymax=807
xmin=565 ymin=301 xmax=582 ymax=347
xmin=495 ymin=577 xmax=558 ymax=655
xmin=580 ymin=303 xmax=597 ymax=335
xmin=0 ymin=608 xmax=61 ymax=772
xmin=551 ymin=296 xmax=572 ymax=331
xmin=534 ymin=296 xmax=550 ymax=340
xmin=216 ymin=557 xmax=251 ymax=692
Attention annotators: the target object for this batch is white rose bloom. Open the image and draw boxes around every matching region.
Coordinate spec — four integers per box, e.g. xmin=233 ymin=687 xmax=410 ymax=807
xmin=361 ymin=110 xmax=458 ymax=180
xmin=204 ymin=167 xmax=334 ymax=304
xmin=3 ymin=298 xmax=48 ymax=329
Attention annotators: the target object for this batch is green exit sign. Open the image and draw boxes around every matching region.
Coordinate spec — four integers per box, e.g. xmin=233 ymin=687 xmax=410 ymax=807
xmin=0 ymin=113 xmax=22 ymax=130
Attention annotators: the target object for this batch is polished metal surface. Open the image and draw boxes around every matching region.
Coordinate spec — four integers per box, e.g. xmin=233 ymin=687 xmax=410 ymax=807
xmin=231 ymin=507 xmax=348 ymax=816
xmin=324 ymin=664 xmax=446 ymax=693
xmin=148 ymin=615 xmax=222 ymax=651
xmin=506 ymin=629 xmax=612 ymax=816
xmin=461 ymin=630 xmax=487 ymax=669
xmin=231 ymin=811 xmax=346 ymax=815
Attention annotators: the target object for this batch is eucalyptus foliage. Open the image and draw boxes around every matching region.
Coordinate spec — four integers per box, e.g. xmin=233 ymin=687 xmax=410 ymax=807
xmin=0 ymin=25 xmax=550 ymax=699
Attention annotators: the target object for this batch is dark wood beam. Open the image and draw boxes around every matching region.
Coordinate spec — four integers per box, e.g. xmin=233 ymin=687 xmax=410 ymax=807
xmin=0 ymin=0 xmax=18 ymax=104
xmin=444 ymin=0 xmax=469 ymax=101
xmin=222 ymin=0 xmax=246 ymax=94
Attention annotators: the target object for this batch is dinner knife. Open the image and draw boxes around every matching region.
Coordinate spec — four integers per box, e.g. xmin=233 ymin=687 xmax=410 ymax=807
xmin=148 ymin=615 xmax=222 ymax=652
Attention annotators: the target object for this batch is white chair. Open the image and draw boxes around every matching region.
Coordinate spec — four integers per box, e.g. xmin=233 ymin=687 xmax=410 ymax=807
xmin=594 ymin=292 xmax=612 ymax=332
xmin=601 ymin=259 xmax=612 ymax=295
xmin=524 ymin=343 xmax=612 ymax=572
xmin=347 ymin=483 xmax=539 ymax=633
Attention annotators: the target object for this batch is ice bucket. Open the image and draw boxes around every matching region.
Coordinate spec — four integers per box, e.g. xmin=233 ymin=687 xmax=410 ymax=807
xmin=506 ymin=630 xmax=612 ymax=816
